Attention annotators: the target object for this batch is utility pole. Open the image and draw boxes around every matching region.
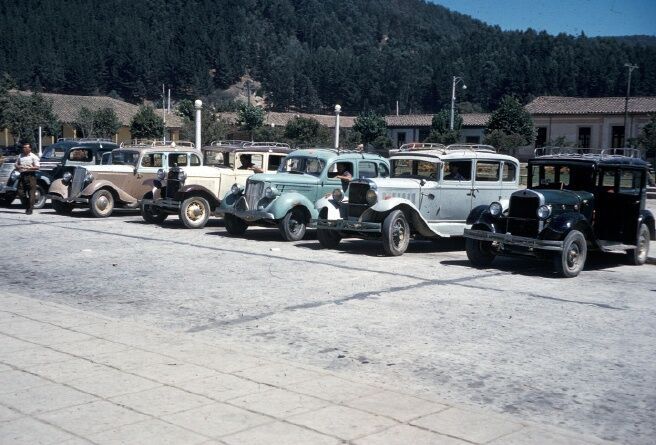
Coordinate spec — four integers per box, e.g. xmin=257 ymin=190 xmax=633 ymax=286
xmin=194 ymin=100 xmax=202 ymax=149
xmin=334 ymin=105 xmax=341 ymax=149
xmin=450 ymin=76 xmax=467 ymax=130
xmin=624 ymin=63 xmax=638 ymax=145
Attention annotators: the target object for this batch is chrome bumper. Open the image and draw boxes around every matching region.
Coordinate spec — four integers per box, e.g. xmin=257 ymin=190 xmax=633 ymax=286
xmin=314 ymin=218 xmax=382 ymax=233
xmin=463 ymin=229 xmax=563 ymax=251
xmin=47 ymin=194 xmax=89 ymax=204
xmin=215 ymin=206 xmax=275 ymax=221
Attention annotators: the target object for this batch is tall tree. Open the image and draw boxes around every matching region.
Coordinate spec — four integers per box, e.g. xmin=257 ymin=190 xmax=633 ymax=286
xmin=130 ymin=106 xmax=165 ymax=139
xmin=75 ymin=107 xmax=95 ymax=138
xmin=2 ymin=93 xmax=59 ymax=144
xmin=94 ymin=108 xmax=121 ymax=139
xmin=236 ymin=104 xmax=265 ymax=139
xmin=425 ymin=109 xmax=462 ymax=144
xmin=484 ymin=95 xmax=535 ymax=153
xmin=352 ymin=112 xmax=388 ymax=145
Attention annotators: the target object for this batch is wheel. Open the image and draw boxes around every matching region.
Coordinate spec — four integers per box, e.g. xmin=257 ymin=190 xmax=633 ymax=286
xmin=52 ymin=200 xmax=74 ymax=215
xmin=224 ymin=214 xmax=248 ymax=236
xmin=465 ymin=236 xmax=497 ymax=267
xmin=140 ymin=199 xmax=168 ymax=224
xmin=278 ymin=208 xmax=307 ymax=241
xmin=317 ymin=228 xmax=342 ymax=249
xmin=24 ymin=184 xmax=46 ymax=209
xmin=90 ymin=189 xmax=115 ymax=218
xmin=553 ymin=230 xmax=587 ymax=278
xmin=381 ymin=209 xmax=411 ymax=256
xmin=626 ymin=224 xmax=650 ymax=265
xmin=179 ymin=196 xmax=210 ymax=229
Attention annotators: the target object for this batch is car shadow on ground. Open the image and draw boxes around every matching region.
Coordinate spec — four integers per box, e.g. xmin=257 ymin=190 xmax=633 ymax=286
xmin=125 ymin=217 xmax=226 ymax=230
xmin=36 ymin=209 xmax=139 ymax=219
xmin=207 ymin=227 xmax=317 ymax=242
xmin=295 ymin=237 xmax=467 ymax=257
xmin=441 ymin=251 xmax=630 ymax=278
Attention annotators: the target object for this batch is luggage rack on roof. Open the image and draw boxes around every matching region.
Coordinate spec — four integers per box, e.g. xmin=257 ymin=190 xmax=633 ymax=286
xmin=393 ymin=143 xmax=496 ymax=154
xmin=119 ymin=140 xmax=195 ymax=148
xmin=395 ymin=143 xmax=446 ymax=152
xmin=57 ymin=137 xmax=114 ymax=143
xmin=445 ymin=144 xmax=496 ymax=153
xmin=242 ymin=141 xmax=291 ymax=149
xmin=210 ymin=140 xmax=250 ymax=147
xmin=534 ymin=146 xmax=643 ymax=159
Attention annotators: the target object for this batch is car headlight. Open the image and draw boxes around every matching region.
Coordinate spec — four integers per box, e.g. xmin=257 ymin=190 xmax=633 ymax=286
xmin=489 ymin=202 xmax=502 ymax=216
xmin=84 ymin=172 xmax=94 ymax=183
xmin=157 ymin=169 xmax=166 ymax=180
xmin=365 ymin=189 xmax=378 ymax=205
xmin=332 ymin=189 xmax=344 ymax=202
xmin=231 ymin=183 xmax=243 ymax=194
xmin=264 ymin=186 xmax=279 ymax=199
xmin=10 ymin=170 xmax=21 ymax=181
xmin=62 ymin=172 xmax=73 ymax=184
xmin=537 ymin=205 xmax=552 ymax=220
xmin=178 ymin=169 xmax=187 ymax=182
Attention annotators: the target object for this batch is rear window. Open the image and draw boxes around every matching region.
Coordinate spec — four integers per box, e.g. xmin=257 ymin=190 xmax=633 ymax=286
xmin=475 ymin=161 xmax=500 ymax=182
xmin=502 ymin=163 xmax=517 ymax=182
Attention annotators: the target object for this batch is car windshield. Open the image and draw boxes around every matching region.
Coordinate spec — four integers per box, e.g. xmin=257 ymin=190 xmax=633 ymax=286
xmin=279 ymin=156 xmax=325 ymax=176
xmin=203 ymin=149 xmax=231 ymax=167
xmin=42 ymin=146 xmax=67 ymax=159
xmin=390 ymin=159 xmax=440 ymax=180
xmin=111 ymin=151 xmax=139 ymax=166
xmin=529 ymin=163 xmax=596 ymax=191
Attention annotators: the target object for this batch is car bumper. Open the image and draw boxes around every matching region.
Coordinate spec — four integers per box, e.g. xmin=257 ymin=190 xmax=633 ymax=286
xmin=463 ymin=229 xmax=563 ymax=251
xmin=215 ymin=206 xmax=275 ymax=221
xmin=314 ymin=218 xmax=382 ymax=233
xmin=47 ymin=194 xmax=89 ymax=204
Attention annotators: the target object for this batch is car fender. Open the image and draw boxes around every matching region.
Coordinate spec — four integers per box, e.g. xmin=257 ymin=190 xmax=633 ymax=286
xmin=36 ymin=172 xmax=52 ymax=188
xmin=466 ymin=205 xmax=490 ymax=225
xmin=266 ymin=192 xmax=319 ymax=220
xmin=219 ymin=190 xmax=241 ymax=208
xmin=81 ymin=180 xmax=136 ymax=204
xmin=48 ymin=179 xmax=69 ymax=199
xmin=363 ymin=199 xmax=436 ymax=237
xmin=540 ymin=212 xmax=592 ymax=241
xmin=639 ymin=209 xmax=656 ymax=240
xmin=314 ymin=195 xmax=343 ymax=219
xmin=179 ymin=184 xmax=220 ymax=208
xmin=466 ymin=207 xmax=501 ymax=233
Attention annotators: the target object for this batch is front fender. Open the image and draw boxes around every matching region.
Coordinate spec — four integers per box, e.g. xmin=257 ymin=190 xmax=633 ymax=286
xmin=315 ymin=196 xmax=342 ymax=220
xmin=266 ymin=192 xmax=319 ymax=220
xmin=540 ymin=212 xmax=592 ymax=241
xmin=639 ymin=209 xmax=656 ymax=240
xmin=219 ymin=190 xmax=241 ymax=208
xmin=48 ymin=179 xmax=69 ymax=199
xmin=467 ymin=207 xmax=502 ymax=233
xmin=369 ymin=197 xmax=416 ymax=213
xmin=81 ymin=180 xmax=136 ymax=204
xmin=180 ymin=184 xmax=220 ymax=208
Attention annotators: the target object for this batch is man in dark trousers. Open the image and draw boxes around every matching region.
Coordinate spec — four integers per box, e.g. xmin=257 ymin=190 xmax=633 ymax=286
xmin=15 ymin=142 xmax=40 ymax=214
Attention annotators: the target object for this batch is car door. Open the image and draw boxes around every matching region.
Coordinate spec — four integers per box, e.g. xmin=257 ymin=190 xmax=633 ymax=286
xmin=471 ymin=159 xmax=502 ymax=208
xmin=323 ymin=159 xmax=354 ymax=196
xmin=132 ymin=152 xmax=166 ymax=198
xmin=500 ymin=161 xmax=519 ymax=199
xmin=415 ymin=161 xmax=440 ymax=221
xmin=437 ymin=159 xmax=474 ymax=221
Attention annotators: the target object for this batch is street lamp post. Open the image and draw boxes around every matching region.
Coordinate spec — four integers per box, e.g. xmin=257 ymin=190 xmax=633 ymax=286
xmin=334 ymin=104 xmax=341 ymax=149
xmin=194 ymin=99 xmax=202 ymax=149
xmin=450 ymin=76 xmax=467 ymax=131
xmin=624 ymin=63 xmax=638 ymax=144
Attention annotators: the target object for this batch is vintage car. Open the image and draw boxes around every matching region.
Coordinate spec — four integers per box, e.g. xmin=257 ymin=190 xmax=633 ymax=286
xmin=47 ymin=141 xmax=198 ymax=217
xmin=217 ymin=148 xmax=390 ymax=241
xmin=314 ymin=143 xmax=520 ymax=255
xmin=0 ymin=138 xmax=117 ymax=208
xmin=463 ymin=147 xmax=655 ymax=277
xmin=141 ymin=141 xmax=292 ymax=228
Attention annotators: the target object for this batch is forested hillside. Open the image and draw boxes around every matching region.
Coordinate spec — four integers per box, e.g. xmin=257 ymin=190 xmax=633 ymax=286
xmin=1 ymin=0 xmax=655 ymax=114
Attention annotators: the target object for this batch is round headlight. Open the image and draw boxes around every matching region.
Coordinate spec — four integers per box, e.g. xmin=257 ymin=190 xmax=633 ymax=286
xmin=84 ymin=172 xmax=94 ymax=183
xmin=62 ymin=172 xmax=73 ymax=184
xmin=10 ymin=170 xmax=21 ymax=181
xmin=365 ymin=189 xmax=378 ymax=206
xmin=157 ymin=169 xmax=166 ymax=180
xmin=537 ymin=205 xmax=552 ymax=220
xmin=264 ymin=186 xmax=279 ymax=199
xmin=332 ymin=189 xmax=344 ymax=202
xmin=231 ymin=183 xmax=242 ymax=194
xmin=489 ymin=202 xmax=502 ymax=216
xmin=178 ymin=169 xmax=187 ymax=182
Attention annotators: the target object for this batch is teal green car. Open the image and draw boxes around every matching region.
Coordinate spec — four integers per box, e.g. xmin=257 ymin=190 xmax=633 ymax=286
xmin=216 ymin=148 xmax=390 ymax=241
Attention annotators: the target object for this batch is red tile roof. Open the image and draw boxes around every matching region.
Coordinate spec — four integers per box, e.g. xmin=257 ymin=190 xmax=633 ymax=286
xmin=526 ymin=96 xmax=656 ymax=115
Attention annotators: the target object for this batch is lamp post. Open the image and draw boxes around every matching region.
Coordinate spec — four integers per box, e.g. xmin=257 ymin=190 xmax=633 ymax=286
xmin=624 ymin=63 xmax=638 ymax=145
xmin=450 ymin=76 xmax=467 ymax=130
xmin=194 ymin=99 xmax=202 ymax=149
xmin=334 ymin=104 xmax=341 ymax=149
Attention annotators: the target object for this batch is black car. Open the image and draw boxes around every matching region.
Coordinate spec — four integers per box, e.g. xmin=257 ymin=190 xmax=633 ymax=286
xmin=0 ymin=138 xmax=117 ymax=208
xmin=464 ymin=147 xmax=655 ymax=277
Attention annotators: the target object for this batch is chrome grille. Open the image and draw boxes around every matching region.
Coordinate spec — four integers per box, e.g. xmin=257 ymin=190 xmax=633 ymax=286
xmin=69 ymin=167 xmax=86 ymax=198
xmin=244 ymin=181 xmax=264 ymax=209
xmin=348 ymin=183 xmax=369 ymax=205
xmin=165 ymin=169 xmax=181 ymax=198
xmin=508 ymin=195 xmax=539 ymax=218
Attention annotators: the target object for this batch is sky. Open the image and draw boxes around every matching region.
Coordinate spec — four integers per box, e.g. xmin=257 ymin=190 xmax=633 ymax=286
xmin=432 ymin=0 xmax=656 ymax=37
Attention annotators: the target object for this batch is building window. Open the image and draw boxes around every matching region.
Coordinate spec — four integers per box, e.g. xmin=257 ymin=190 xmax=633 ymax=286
xmin=611 ymin=126 xmax=625 ymax=148
xmin=578 ymin=127 xmax=591 ymax=148
xmin=396 ymin=132 xmax=406 ymax=147
xmin=465 ymin=136 xmax=480 ymax=144
xmin=535 ymin=127 xmax=547 ymax=148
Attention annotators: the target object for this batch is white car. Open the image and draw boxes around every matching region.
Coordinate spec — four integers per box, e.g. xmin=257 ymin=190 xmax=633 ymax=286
xmin=314 ymin=143 xmax=521 ymax=255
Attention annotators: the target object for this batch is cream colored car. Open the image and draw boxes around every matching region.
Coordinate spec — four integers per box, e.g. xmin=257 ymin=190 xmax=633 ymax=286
xmin=47 ymin=141 xmax=199 ymax=217
xmin=141 ymin=142 xmax=292 ymax=228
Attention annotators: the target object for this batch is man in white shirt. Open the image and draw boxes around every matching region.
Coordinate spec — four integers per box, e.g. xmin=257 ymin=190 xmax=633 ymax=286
xmin=15 ymin=142 xmax=40 ymax=214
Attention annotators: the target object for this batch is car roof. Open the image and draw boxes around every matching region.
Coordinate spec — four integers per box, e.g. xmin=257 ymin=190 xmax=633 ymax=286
xmin=390 ymin=143 xmax=518 ymax=163
xmin=532 ymin=147 xmax=649 ymax=169
xmin=49 ymin=139 xmax=118 ymax=148
xmin=112 ymin=146 xmax=200 ymax=154
xmin=288 ymin=148 xmax=386 ymax=161
xmin=202 ymin=142 xmax=292 ymax=154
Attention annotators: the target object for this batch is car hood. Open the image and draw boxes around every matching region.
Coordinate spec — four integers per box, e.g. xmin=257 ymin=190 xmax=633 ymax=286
xmin=365 ymin=177 xmax=423 ymax=190
xmin=514 ymin=188 xmax=594 ymax=206
xmin=248 ymin=172 xmax=321 ymax=187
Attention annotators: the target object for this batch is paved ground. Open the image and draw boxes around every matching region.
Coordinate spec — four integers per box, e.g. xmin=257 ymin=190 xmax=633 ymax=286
xmin=1 ymin=204 xmax=655 ymax=444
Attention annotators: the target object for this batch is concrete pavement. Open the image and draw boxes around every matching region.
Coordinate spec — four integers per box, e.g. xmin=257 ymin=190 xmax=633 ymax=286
xmin=0 ymin=292 xmax=615 ymax=445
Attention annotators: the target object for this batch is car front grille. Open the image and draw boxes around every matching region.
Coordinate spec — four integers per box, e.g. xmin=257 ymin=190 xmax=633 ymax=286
xmin=506 ymin=218 xmax=540 ymax=238
xmin=244 ymin=181 xmax=264 ymax=209
xmin=68 ymin=167 xmax=86 ymax=198
xmin=348 ymin=183 xmax=369 ymax=205
xmin=508 ymin=195 xmax=540 ymax=218
xmin=165 ymin=169 xmax=181 ymax=198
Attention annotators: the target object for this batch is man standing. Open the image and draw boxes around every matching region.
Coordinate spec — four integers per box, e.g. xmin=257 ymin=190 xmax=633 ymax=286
xmin=15 ymin=142 xmax=40 ymax=214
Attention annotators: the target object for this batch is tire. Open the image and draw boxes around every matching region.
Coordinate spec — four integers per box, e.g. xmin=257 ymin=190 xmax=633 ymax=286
xmin=179 ymin=196 xmax=210 ymax=229
xmin=140 ymin=198 xmax=168 ymax=224
xmin=19 ymin=184 xmax=45 ymax=209
xmin=278 ymin=208 xmax=307 ymax=241
xmin=381 ymin=209 xmax=411 ymax=256
xmin=224 ymin=214 xmax=248 ymax=236
xmin=52 ymin=200 xmax=74 ymax=215
xmin=90 ymin=189 xmax=115 ymax=218
xmin=465 ymin=236 xmax=496 ymax=267
xmin=626 ymin=223 xmax=650 ymax=265
xmin=553 ymin=230 xmax=587 ymax=278
xmin=317 ymin=228 xmax=342 ymax=249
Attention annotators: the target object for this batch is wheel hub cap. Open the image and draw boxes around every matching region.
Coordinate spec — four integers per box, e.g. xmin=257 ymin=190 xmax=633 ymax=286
xmin=96 ymin=196 xmax=109 ymax=210
xmin=187 ymin=202 xmax=204 ymax=220
xmin=567 ymin=245 xmax=580 ymax=268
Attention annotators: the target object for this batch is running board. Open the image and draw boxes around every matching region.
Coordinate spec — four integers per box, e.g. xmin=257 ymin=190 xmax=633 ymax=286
xmin=597 ymin=241 xmax=636 ymax=252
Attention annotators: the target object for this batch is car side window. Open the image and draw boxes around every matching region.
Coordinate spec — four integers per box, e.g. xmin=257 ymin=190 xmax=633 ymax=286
xmin=379 ymin=163 xmax=389 ymax=178
xmin=142 ymin=153 xmax=164 ymax=167
xmin=68 ymin=148 xmax=93 ymax=163
xmin=598 ymin=169 xmax=617 ymax=193
xmin=443 ymin=160 xmax=471 ymax=181
xmin=327 ymin=162 xmax=354 ymax=180
xmin=475 ymin=161 xmax=500 ymax=182
xmin=190 ymin=154 xmax=201 ymax=166
xmin=168 ymin=153 xmax=187 ymax=167
xmin=502 ymin=163 xmax=517 ymax=182
xmin=619 ymin=170 xmax=642 ymax=195
xmin=268 ymin=154 xmax=284 ymax=171
xmin=100 ymin=152 xmax=112 ymax=165
xmin=358 ymin=161 xmax=378 ymax=179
